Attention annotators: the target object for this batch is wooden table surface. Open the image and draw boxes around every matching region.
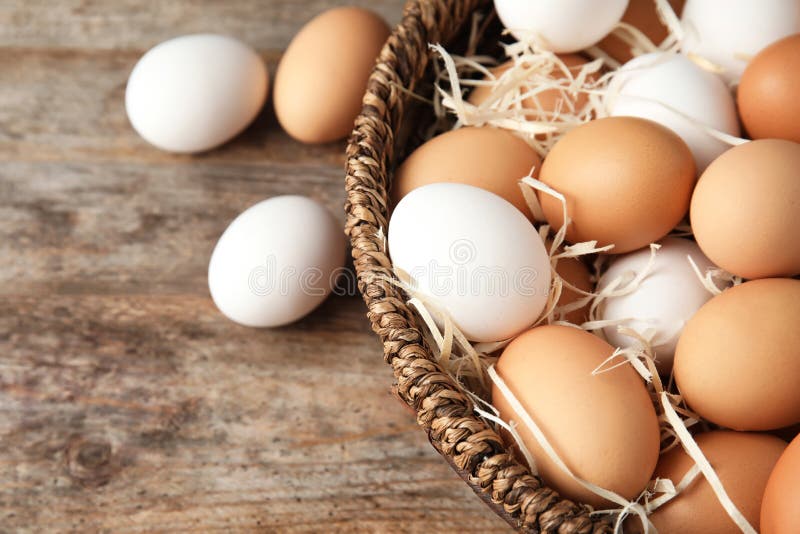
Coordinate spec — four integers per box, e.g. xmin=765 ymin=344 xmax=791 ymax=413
xmin=0 ymin=1 xmax=511 ymax=532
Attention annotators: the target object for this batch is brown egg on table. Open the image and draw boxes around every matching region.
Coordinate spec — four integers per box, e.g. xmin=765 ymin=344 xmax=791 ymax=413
xmin=690 ymin=139 xmax=800 ymax=279
xmin=761 ymin=434 xmax=800 ymax=534
xmin=492 ymin=325 xmax=660 ymax=507
xmin=392 ymin=127 xmax=541 ymax=218
xmin=738 ymin=34 xmax=800 ymax=144
xmin=598 ymin=0 xmax=686 ymax=63
xmin=674 ymin=278 xmax=800 ymax=431
xmin=648 ymin=431 xmax=787 ymax=534
xmin=468 ymin=54 xmax=596 ymax=114
xmin=273 ymin=7 xmax=390 ymax=144
xmin=538 ymin=116 xmax=696 ymax=253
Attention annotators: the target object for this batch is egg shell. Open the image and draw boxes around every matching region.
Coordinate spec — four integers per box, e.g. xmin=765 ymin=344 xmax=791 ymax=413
xmin=648 ymin=431 xmax=786 ymax=534
xmin=125 ymin=34 xmax=268 ymax=153
xmin=597 ymin=237 xmax=716 ymax=373
xmin=690 ymin=139 xmax=800 ymax=279
xmin=761 ymin=434 xmax=800 ymax=534
xmin=392 ymin=127 xmax=541 ymax=219
xmin=467 ymin=54 xmax=596 ymax=116
xmin=492 ymin=325 xmax=660 ymax=507
xmin=538 ymin=116 xmax=696 ymax=253
xmin=598 ymin=0 xmax=686 ymax=63
xmin=388 ymin=183 xmax=551 ymax=342
xmin=674 ymin=278 xmax=800 ymax=431
xmin=273 ymin=7 xmax=390 ymax=144
xmin=493 ymin=0 xmax=628 ymax=53
xmin=552 ymin=252 xmax=594 ymax=325
xmin=680 ymin=0 xmax=800 ymax=83
xmin=738 ymin=33 xmax=800 ymax=144
xmin=607 ymin=52 xmax=740 ymax=171
xmin=208 ymin=196 xmax=345 ymax=328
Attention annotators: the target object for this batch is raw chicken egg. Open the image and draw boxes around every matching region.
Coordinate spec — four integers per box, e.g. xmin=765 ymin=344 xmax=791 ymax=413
xmin=648 ymin=431 xmax=787 ymax=534
xmin=538 ymin=116 xmax=695 ymax=253
xmin=388 ymin=183 xmax=551 ymax=342
xmin=125 ymin=34 xmax=268 ymax=153
xmin=493 ymin=325 xmax=660 ymax=507
xmin=738 ymin=33 xmax=800 ymax=144
xmin=761 ymin=433 xmax=800 ymax=534
xmin=674 ymin=278 xmax=800 ymax=431
xmin=690 ymin=139 xmax=800 ymax=279
xmin=392 ymin=127 xmax=541 ymax=218
xmin=273 ymin=7 xmax=390 ymax=144
xmin=598 ymin=0 xmax=686 ymax=63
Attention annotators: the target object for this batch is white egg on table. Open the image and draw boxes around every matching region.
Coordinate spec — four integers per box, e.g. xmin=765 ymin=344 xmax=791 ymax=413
xmin=493 ymin=0 xmax=629 ymax=53
xmin=126 ymin=34 xmax=268 ymax=153
xmin=606 ymin=52 xmax=740 ymax=171
xmin=680 ymin=0 xmax=800 ymax=83
xmin=208 ymin=196 xmax=345 ymax=328
xmin=597 ymin=237 xmax=720 ymax=373
xmin=388 ymin=183 xmax=551 ymax=343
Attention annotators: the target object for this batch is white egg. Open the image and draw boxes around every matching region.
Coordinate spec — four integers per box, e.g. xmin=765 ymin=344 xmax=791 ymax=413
xmin=388 ymin=183 xmax=551 ymax=342
xmin=493 ymin=0 xmax=629 ymax=53
xmin=606 ymin=52 xmax=740 ymax=171
xmin=126 ymin=34 xmax=268 ymax=153
xmin=597 ymin=237 xmax=718 ymax=372
xmin=680 ymin=0 xmax=800 ymax=83
xmin=208 ymin=196 xmax=345 ymax=328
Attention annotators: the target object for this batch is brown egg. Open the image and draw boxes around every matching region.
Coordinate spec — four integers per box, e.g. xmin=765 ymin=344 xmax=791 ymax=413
xmin=738 ymin=34 xmax=800 ymax=143
xmin=392 ymin=127 xmax=541 ymax=218
xmin=538 ymin=117 xmax=696 ymax=253
xmin=492 ymin=325 xmax=660 ymax=507
xmin=649 ymin=431 xmax=786 ymax=534
xmin=690 ymin=139 xmax=800 ymax=279
xmin=548 ymin=242 xmax=594 ymax=324
xmin=674 ymin=278 xmax=800 ymax=431
xmin=468 ymin=54 xmax=596 ymax=113
xmin=761 ymin=434 xmax=800 ymax=534
xmin=273 ymin=7 xmax=390 ymax=144
xmin=598 ymin=0 xmax=686 ymax=63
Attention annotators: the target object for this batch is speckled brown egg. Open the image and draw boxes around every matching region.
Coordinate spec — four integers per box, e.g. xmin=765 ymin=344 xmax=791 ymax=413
xmin=649 ymin=431 xmax=786 ymax=534
xmin=674 ymin=278 xmax=800 ymax=431
xmin=538 ymin=117 xmax=696 ymax=253
xmin=690 ymin=139 xmax=800 ymax=279
xmin=468 ymin=54 xmax=596 ymax=113
xmin=273 ymin=7 xmax=390 ymax=144
xmin=392 ymin=127 xmax=541 ymax=218
xmin=761 ymin=433 xmax=800 ymax=534
xmin=738 ymin=34 xmax=800 ymax=143
xmin=492 ymin=325 xmax=660 ymax=507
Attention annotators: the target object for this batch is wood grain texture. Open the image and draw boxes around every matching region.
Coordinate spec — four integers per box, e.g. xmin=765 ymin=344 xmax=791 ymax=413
xmin=0 ymin=1 xmax=511 ymax=532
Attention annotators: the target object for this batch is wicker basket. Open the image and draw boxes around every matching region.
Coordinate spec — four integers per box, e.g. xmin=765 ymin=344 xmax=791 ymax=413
xmin=344 ymin=1 xmax=613 ymax=532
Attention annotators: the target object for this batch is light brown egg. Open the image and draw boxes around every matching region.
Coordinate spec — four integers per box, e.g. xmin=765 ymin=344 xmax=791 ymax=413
xmin=690 ymin=139 xmax=800 ymax=279
xmin=392 ymin=127 xmax=541 ymax=218
xmin=546 ymin=238 xmax=594 ymax=325
xmin=674 ymin=278 xmax=800 ymax=431
xmin=468 ymin=54 xmax=596 ymax=113
xmin=738 ymin=34 xmax=800 ymax=143
xmin=761 ymin=434 xmax=800 ymax=534
xmin=598 ymin=0 xmax=686 ymax=63
xmin=538 ymin=117 xmax=696 ymax=253
xmin=273 ymin=7 xmax=390 ymax=144
xmin=492 ymin=325 xmax=660 ymax=507
xmin=649 ymin=431 xmax=786 ymax=534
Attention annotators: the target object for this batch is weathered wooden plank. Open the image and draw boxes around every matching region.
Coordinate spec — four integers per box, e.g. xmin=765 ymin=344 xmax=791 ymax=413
xmin=0 ymin=0 xmax=405 ymax=51
xmin=0 ymin=295 xmax=509 ymax=532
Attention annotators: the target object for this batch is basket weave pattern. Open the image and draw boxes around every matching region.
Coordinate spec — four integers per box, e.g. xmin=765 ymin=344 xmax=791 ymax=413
xmin=344 ymin=1 xmax=612 ymax=532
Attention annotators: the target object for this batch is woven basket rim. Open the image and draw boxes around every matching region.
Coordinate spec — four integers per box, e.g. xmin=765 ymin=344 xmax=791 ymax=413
xmin=344 ymin=1 xmax=611 ymax=533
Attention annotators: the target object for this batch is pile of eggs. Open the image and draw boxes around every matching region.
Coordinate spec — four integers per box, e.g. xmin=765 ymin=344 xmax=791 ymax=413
xmin=387 ymin=1 xmax=800 ymax=532
xmin=124 ymin=7 xmax=391 ymax=327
